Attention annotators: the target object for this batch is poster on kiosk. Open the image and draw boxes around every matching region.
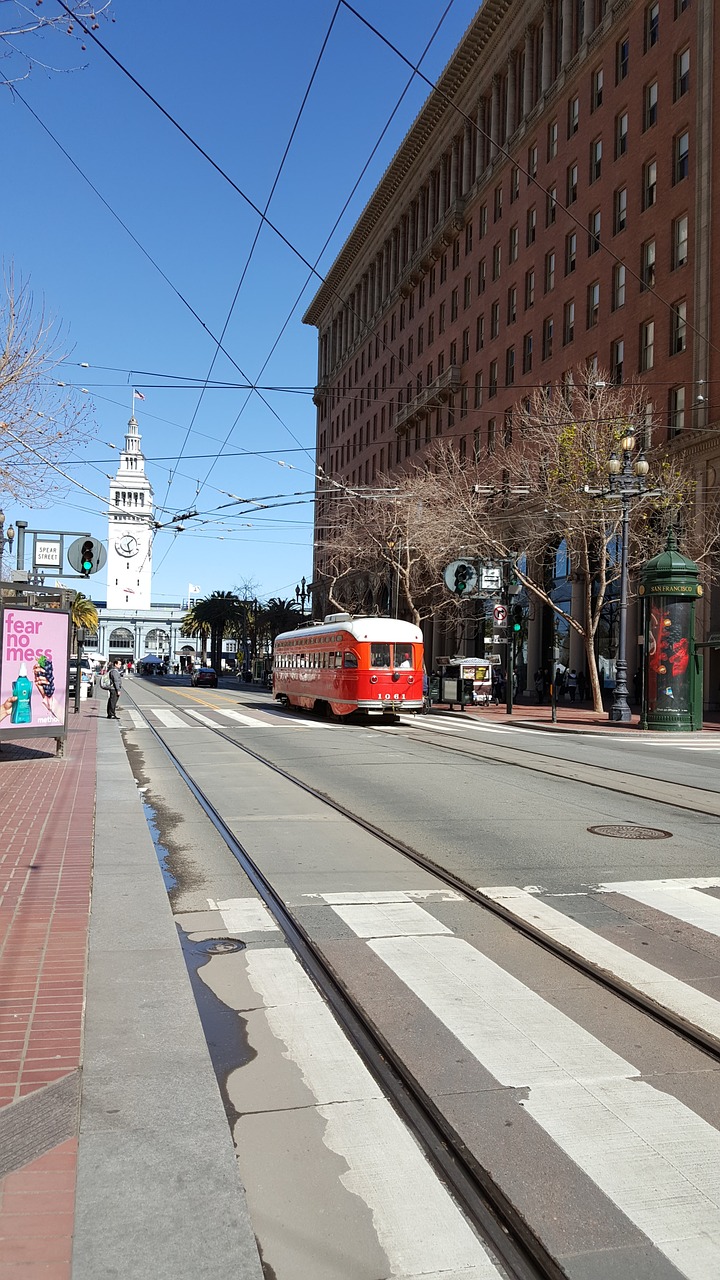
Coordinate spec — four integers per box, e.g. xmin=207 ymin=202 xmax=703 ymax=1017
xmin=0 ymin=606 xmax=71 ymax=739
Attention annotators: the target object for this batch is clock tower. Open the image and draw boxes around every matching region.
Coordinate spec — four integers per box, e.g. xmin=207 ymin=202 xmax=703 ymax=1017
xmin=106 ymin=415 xmax=154 ymax=609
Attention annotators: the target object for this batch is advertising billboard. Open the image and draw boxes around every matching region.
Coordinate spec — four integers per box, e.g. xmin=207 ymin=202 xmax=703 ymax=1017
xmin=0 ymin=606 xmax=70 ymax=737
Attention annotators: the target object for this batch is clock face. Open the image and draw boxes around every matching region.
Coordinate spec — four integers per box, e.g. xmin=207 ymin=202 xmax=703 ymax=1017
xmin=115 ymin=534 xmax=139 ymax=559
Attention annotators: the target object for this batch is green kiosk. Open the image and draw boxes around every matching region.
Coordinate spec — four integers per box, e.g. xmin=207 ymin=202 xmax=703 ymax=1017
xmin=638 ymin=530 xmax=703 ymax=732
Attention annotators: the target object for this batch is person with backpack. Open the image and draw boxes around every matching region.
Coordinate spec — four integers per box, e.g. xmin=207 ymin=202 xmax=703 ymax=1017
xmin=102 ymin=660 xmax=123 ymax=719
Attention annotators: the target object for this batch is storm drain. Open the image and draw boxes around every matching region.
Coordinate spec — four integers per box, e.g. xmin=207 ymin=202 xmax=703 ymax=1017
xmin=587 ymin=824 xmax=673 ymax=840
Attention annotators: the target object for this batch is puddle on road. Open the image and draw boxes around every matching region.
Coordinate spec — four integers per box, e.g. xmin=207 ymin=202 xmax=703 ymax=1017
xmin=142 ymin=799 xmax=178 ymax=890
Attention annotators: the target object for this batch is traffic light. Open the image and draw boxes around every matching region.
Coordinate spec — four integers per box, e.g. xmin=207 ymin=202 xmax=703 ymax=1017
xmin=454 ymin=563 xmax=472 ymax=595
xmin=80 ymin=540 xmax=95 ymax=577
xmin=512 ymin=605 xmax=523 ymax=632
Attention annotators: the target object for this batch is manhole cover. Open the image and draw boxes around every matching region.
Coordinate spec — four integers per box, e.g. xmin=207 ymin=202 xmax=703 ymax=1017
xmin=205 ymin=938 xmax=246 ymax=954
xmin=587 ymin=824 xmax=673 ymax=840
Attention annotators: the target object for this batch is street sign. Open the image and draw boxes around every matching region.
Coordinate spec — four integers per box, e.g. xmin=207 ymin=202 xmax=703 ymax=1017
xmin=480 ymin=566 xmax=502 ymax=590
xmin=493 ymin=604 xmax=508 ymax=624
xmin=34 ymin=538 xmax=62 ymax=569
xmin=67 ymin=537 xmax=107 ymax=577
xmin=492 ymin=635 xmax=508 ymax=644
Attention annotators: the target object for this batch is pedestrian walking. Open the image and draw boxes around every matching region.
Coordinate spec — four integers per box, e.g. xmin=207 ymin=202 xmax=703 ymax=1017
xmin=567 ymin=669 xmax=578 ymax=703
xmin=534 ymin=669 xmax=545 ymax=704
xmin=107 ymin=659 xmax=122 ymax=720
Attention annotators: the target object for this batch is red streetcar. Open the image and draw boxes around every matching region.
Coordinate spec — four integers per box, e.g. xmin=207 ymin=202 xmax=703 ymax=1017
xmin=272 ymin=614 xmax=424 ymax=718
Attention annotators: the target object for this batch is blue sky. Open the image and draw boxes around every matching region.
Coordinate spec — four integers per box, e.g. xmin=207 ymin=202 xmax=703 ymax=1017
xmin=2 ymin=0 xmax=479 ymax=606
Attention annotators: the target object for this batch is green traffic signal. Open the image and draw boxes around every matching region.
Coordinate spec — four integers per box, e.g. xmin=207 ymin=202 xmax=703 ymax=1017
xmin=80 ymin=540 xmax=95 ymax=577
xmin=512 ymin=605 xmax=523 ymax=632
xmin=454 ymin=564 xmax=471 ymax=594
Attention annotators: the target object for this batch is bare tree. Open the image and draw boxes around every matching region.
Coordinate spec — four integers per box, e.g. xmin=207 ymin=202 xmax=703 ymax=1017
xmin=1 ymin=0 xmax=112 ymax=84
xmin=0 ymin=271 xmax=94 ymax=505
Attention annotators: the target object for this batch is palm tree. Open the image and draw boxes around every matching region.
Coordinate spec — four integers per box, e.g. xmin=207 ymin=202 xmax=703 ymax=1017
xmin=70 ymin=591 xmax=98 ymax=653
xmin=262 ymin=597 xmax=300 ymax=647
xmin=180 ymin=604 xmax=211 ymax=664
xmin=190 ymin=591 xmax=243 ymax=672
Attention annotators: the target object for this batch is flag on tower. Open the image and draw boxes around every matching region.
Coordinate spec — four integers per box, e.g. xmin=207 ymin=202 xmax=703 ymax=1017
xmin=133 ymin=390 xmax=146 ymax=401
xmin=188 ymin=583 xmax=201 ymax=595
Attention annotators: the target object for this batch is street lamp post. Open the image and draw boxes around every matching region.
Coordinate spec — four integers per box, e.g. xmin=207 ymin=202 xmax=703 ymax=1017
xmin=295 ymin=577 xmax=310 ymax=617
xmin=0 ymin=510 xmax=16 ymax=580
xmin=603 ymin=426 xmax=650 ymax=723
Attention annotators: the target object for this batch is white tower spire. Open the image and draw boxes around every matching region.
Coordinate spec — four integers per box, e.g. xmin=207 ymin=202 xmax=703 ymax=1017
xmin=106 ymin=414 xmax=154 ymax=609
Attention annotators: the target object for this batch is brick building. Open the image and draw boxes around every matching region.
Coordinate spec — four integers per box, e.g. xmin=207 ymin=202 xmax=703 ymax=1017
xmin=304 ymin=0 xmax=719 ymax=702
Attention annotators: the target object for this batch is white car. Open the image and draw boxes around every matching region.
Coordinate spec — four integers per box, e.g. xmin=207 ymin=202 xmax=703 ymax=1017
xmin=69 ymin=657 xmax=94 ymax=700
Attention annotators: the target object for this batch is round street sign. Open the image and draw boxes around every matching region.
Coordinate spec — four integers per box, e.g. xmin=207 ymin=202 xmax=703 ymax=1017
xmin=493 ymin=604 xmax=508 ymax=623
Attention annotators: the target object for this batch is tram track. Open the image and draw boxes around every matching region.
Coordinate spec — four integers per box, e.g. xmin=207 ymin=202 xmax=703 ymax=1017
xmin=124 ymin=679 xmax=720 ymax=1070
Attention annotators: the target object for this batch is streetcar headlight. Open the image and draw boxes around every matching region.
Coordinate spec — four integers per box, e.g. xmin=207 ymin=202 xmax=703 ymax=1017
xmin=407 ymin=675 xmax=414 ymax=684
xmin=370 ymin=674 xmax=378 ymax=684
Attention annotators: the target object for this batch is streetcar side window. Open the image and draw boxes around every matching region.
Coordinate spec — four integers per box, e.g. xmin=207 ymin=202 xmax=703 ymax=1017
xmin=343 ymin=650 xmax=359 ymax=668
xmin=371 ymin=643 xmax=391 ymax=668
xmin=396 ymin=645 xmax=413 ymax=668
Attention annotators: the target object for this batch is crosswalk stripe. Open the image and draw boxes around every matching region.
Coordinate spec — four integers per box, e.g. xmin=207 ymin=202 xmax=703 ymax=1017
xmin=210 ymin=896 xmax=279 ymax=933
xmin=151 ymin=708 xmax=190 ymax=729
xmin=244 ymin=947 xmax=503 ymax=1278
xmin=184 ymin=707 xmax=222 ymax=728
xmin=600 ymin=878 xmax=720 ymax=938
xmin=478 ymin=885 xmax=720 ymax=1041
xmin=214 ymin=708 xmax=271 ymax=727
xmin=325 ymin=893 xmax=720 ymax=1276
xmin=125 ymin=710 xmax=148 ymax=729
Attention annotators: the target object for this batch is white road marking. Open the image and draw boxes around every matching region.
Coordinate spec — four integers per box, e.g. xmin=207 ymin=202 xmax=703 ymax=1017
xmin=210 ymin=897 xmax=279 ymax=933
xmin=328 ymin=895 xmax=720 ymax=1278
xmin=320 ymin=890 xmax=462 ymax=904
xmin=214 ymin=708 xmax=272 ymax=727
xmin=151 ymin=708 xmax=191 ymax=729
xmin=125 ymin=710 xmax=148 ymax=729
xmin=261 ymin=709 xmax=335 ymax=729
xmin=184 ymin=707 xmax=223 ymax=728
xmin=330 ymin=901 xmax=452 ymax=938
xmin=600 ymin=878 xmax=720 ymax=938
xmin=479 ymin=885 xmax=720 ymax=1041
xmin=243 ymin=947 xmax=503 ymax=1278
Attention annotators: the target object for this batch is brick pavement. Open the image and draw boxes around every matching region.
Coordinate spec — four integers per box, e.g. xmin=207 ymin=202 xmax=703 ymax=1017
xmin=0 ymin=706 xmax=97 ymax=1279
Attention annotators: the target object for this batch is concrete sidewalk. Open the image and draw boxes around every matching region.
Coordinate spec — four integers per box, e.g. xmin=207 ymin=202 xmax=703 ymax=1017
xmin=0 ymin=702 xmax=262 ymax=1279
xmin=429 ymin=696 xmax=720 ymax=734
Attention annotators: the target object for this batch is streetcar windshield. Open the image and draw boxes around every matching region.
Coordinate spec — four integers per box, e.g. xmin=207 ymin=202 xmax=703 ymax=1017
xmin=370 ymin=643 xmax=414 ymax=669
xmin=371 ymin=644 xmax=392 ymax=668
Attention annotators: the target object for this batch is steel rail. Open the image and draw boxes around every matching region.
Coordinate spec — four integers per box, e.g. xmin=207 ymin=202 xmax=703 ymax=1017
xmin=128 ymin=696 xmax=561 ymax=1280
xmin=125 ymin=681 xmax=720 ymax=1068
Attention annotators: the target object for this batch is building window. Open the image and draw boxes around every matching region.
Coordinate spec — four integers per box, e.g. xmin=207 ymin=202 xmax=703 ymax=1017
xmin=507 ymin=284 xmax=517 ymax=324
xmin=590 ymin=137 xmax=602 ymax=182
xmin=505 ymin=346 xmax=516 ymax=386
xmin=490 ymin=300 xmax=500 ymax=338
xmin=611 ymin=338 xmax=624 ymax=384
xmin=568 ymin=94 xmax=579 ymax=136
xmin=669 ymin=386 xmax=685 ymax=436
xmin=644 ymin=80 xmax=658 ymax=129
xmin=449 ymin=339 xmax=457 ymax=365
xmin=489 ymin=360 xmax=498 ymax=398
xmin=494 ymin=184 xmax=503 ymax=220
xmin=671 ymin=300 xmax=687 ymax=353
xmin=587 ymin=281 xmax=600 ymax=328
xmin=588 ymin=209 xmax=601 ymax=255
xmin=563 ymin=300 xmax=575 ymax=345
xmin=640 ymin=319 xmax=655 ymax=370
xmin=479 ymin=204 xmax=488 ymax=238
xmin=641 ymin=402 xmax=654 ymax=449
xmin=525 ymin=268 xmax=535 ymax=309
xmin=465 ymin=221 xmax=473 ymax=255
xmin=542 ymin=317 xmax=554 ymax=360
xmin=675 ymin=48 xmax=690 ymax=98
xmin=452 ymin=239 xmax=461 ymax=270
xmin=438 ymin=301 xmax=446 ymax=333
xmin=546 ymin=185 xmax=557 ymax=227
xmin=645 ymin=1 xmax=659 ymax=50
xmin=544 ymin=250 xmax=556 ymax=293
xmin=509 ymin=223 xmax=519 ymax=263
xmin=672 ymin=213 xmax=689 ymax=267
xmin=612 ymin=263 xmax=626 ymax=309
xmin=476 ymin=313 xmax=485 ymax=350
xmin=643 ymin=158 xmax=657 ymax=208
xmin=547 ymin=119 xmax=558 ymax=159
xmin=614 ymin=187 xmax=627 ymax=234
xmin=674 ymin=130 xmax=689 ymax=182
xmin=565 ymin=230 xmax=577 ymax=274
xmin=567 ymin=163 xmax=578 ymax=204
xmin=527 ymin=142 xmax=538 ymax=180
xmin=616 ymin=36 xmax=630 ymax=82
xmin=641 ymin=237 xmax=656 ymax=289
xmin=675 ymin=0 xmax=689 ymax=15
xmin=478 ymin=258 xmax=487 ymax=294
xmin=428 ymin=313 xmax=435 ymax=345
xmin=504 ymin=410 xmax=513 ymax=446
xmin=510 ymin=166 xmax=520 ymax=202
xmin=615 ymin=111 xmax=628 ymax=157
xmin=522 ymin=331 xmax=533 ymax=372
xmin=463 ymin=273 xmax=472 ymax=309
xmin=492 ymin=243 xmax=502 ymax=280
xmin=591 ymin=67 xmax=604 ymax=110
xmin=440 ymin=254 xmax=447 ymax=284
xmin=460 ymin=385 xmax=469 ymax=419
xmin=461 ymin=327 xmax=470 ymax=362
xmin=526 ymin=205 xmax=537 ymax=245
xmin=474 ymin=371 xmax=484 ymax=408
